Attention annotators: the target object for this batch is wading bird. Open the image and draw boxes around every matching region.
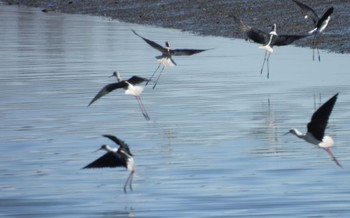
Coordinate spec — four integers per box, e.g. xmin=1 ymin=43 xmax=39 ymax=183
xmin=132 ymin=29 xmax=209 ymax=88
xmin=286 ymin=93 xmax=342 ymax=167
xmin=232 ymin=16 xmax=308 ymax=78
xmin=82 ymin=134 xmax=135 ymax=193
xmin=88 ymin=71 xmax=151 ymax=120
xmin=292 ymin=0 xmax=334 ymax=61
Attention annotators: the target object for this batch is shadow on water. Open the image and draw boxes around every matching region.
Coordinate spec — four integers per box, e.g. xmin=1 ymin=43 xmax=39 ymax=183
xmin=1 ymin=4 xmax=350 ymax=218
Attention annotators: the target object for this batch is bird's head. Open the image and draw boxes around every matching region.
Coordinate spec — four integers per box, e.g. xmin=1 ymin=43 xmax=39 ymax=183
xmin=269 ymin=24 xmax=277 ymax=36
xmin=110 ymin=71 xmax=122 ymax=82
xmin=109 ymin=71 xmax=118 ymax=78
xmin=95 ymin=144 xmax=109 ymax=152
xmin=165 ymin=41 xmax=170 ymax=49
xmin=284 ymin=128 xmax=297 ymax=136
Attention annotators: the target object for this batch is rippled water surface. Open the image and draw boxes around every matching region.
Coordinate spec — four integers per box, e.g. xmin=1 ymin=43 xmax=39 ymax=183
xmin=1 ymin=4 xmax=350 ymax=217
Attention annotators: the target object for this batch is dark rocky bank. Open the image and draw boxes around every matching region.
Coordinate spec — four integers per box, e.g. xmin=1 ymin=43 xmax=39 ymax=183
xmin=3 ymin=0 xmax=350 ymax=54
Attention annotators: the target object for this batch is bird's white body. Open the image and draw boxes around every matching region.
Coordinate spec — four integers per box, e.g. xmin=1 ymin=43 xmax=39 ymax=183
xmin=288 ymin=128 xmax=334 ymax=148
xmin=124 ymin=82 xmax=144 ymax=96
xmin=157 ymin=56 xmax=176 ymax=67
xmin=121 ymin=149 xmax=135 ymax=172
xmin=259 ymin=44 xmax=274 ymax=53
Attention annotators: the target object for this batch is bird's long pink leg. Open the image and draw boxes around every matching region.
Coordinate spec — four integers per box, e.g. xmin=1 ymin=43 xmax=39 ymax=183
xmin=153 ymin=66 xmax=165 ymax=89
xmin=135 ymin=96 xmax=150 ymax=120
xmin=315 ymin=35 xmax=321 ymax=62
xmin=146 ymin=63 xmax=162 ymax=86
xmin=260 ymin=50 xmax=268 ymax=75
xmin=324 ymin=147 xmax=342 ymax=168
xmin=266 ymin=52 xmax=271 ymax=79
xmin=312 ymin=35 xmax=321 ymax=62
xmin=123 ymin=171 xmax=135 ymax=193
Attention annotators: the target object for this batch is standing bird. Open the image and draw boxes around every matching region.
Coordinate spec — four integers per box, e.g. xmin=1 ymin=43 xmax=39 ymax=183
xmin=286 ymin=93 xmax=342 ymax=167
xmin=132 ymin=29 xmax=210 ymax=88
xmin=232 ymin=15 xmax=308 ymax=78
xmin=83 ymin=134 xmax=135 ymax=193
xmin=88 ymin=71 xmax=151 ymax=120
xmin=292 ymin=0 xmax=334 ymax=61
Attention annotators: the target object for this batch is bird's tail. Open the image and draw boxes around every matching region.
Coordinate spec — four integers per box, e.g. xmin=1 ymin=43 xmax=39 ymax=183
xmin=259 ymin=44 xmax=273 ymax=53
xmin=157 ymin=56 xmax=176 ymax=67
xmin=125 ymin=85 xmax=144 ymax=96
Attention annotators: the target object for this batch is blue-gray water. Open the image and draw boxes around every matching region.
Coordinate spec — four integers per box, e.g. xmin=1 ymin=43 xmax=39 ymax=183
xmin=1 ymin=4 xmax=350 ymax=218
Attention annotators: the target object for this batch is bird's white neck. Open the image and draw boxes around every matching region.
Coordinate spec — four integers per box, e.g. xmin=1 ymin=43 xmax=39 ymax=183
xmin=289 ymin=128 xmax=327 ymax=147
xmin=289 ymin=128 xmax=305 ymax=139
xmin=116 ymin=72 xmax=122 ymax=82
xmin=101 ymin=144 xmax=118 ymax=153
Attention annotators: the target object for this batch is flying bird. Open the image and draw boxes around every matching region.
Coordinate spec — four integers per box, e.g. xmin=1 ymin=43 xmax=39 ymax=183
xmin=286 ymin=93 xmax=342 ymax=167
xmin=132 ymin=29 xmax=210 ymax=88
xmin=83 ymin=134 xmax=135 ymax=193
xmin=292 ymin=0 xmax=334 ymax=61
xmin=232 ymin=15 xmax=308 ymax=78
xmin=88 ymin=71 xmax=151 ymax=120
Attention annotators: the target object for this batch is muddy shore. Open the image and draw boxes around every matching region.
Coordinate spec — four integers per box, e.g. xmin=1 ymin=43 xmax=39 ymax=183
xmin=2 ymin=0 xmax=350 ymax=54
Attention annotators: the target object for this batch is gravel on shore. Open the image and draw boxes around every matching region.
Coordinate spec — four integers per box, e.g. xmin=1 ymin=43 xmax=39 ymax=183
xmin=3 ymin=0 xmax=350 ymax=54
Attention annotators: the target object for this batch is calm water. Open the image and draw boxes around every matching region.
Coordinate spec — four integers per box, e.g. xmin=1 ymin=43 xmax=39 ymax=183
xmin=1 ymin=4 xmax=350 ymax=217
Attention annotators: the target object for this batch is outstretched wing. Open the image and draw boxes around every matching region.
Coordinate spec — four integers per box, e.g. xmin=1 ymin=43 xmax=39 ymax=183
xmin=316 ymin=7 xmax=334 ymax=29
xmin=82 ymin=152 xmax=126 ymax=169
xmin=132 ymin=29 xmax=167 ymax=54
xmin=292 ymin=0 xmax=319 ymax=25
xmin=127 ymin=76 xmax=150 ymax=85
xmin=88 ymin=82 xmax=126 ymax=106
xmin=307 ymin=93 xmax=338 ymax=141
xmin=102 ymin=134 xmax=132 ymax=156
xmin=171 ymin=49 xmax=209 ymax=56
xmin=232 ymin=15 xmax=269 ymax=44
xmin=273 ymin=34 xmax=309 ymax=46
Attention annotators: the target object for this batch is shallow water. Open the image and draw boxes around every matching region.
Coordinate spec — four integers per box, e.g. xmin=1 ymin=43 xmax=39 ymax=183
xmin=1 ymin=4 xmax=350 ymax=218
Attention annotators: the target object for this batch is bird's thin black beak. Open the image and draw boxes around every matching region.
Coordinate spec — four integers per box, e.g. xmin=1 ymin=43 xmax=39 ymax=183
xmin=93 ymin=148 xmax=102 ymax=153
xmin=283 ymin=132 xmax=290 ymax=136
xmin=109 ymin=72 xmax=117 ymax=78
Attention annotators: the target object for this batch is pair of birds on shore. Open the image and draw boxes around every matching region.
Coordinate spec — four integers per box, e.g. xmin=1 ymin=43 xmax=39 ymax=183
xmin=84 ymin=1 xmax=340 ymax=192
xmin=233 ymin=0 xmax=334 ymax=78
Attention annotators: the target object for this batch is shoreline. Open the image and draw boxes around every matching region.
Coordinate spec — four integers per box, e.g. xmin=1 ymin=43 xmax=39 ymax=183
xmin=3 ymin=0 xmax=350 ymax=54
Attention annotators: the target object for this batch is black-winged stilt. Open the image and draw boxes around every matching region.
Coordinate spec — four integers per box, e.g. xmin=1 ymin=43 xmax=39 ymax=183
xmin=232 ymin=16 xmax=308 ymax=78
xmin=132 ymin=29 xmax=209 ymax=88
xmin=83 ymin=134 xmax=135 ymax=193
xmin=292 ymin=0 xmax=334 ymax=61
xmin=88 ymin=71 xmax=151 ymax=120
xmin=286 ymin=93 xmax=342 ymax=167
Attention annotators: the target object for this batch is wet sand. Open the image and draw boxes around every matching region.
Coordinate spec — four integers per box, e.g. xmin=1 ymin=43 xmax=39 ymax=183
xmin=3 ymin=0 xmax=350 ymax=54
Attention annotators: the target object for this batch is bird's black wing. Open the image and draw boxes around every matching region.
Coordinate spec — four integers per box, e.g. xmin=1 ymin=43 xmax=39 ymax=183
xmin=316 ymin=7 xmax=334 ymax=29
xmin=307 ymin=93 xmax=338 ymax=141
xmin=132 ymin=29 xmax=167 ymax=54
xmin=82 ymin=152 xmax=126 ymax=169
xmin=88 ymin=82 xmax=126 ymax=106
xmin=102 ymin=134 xmax=132 ymax=156
xmin=272 ymin=34 xmax=309 ymax=46
xmin=170 ymin=49 xmax=209 ymax=56
xmin=292 ymin=0 xmax=319 ymax=25
xmin=232 ymin=15 xmax=269 ymax=44
xmin=127 ymin=76 xmax=150 ymax=85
